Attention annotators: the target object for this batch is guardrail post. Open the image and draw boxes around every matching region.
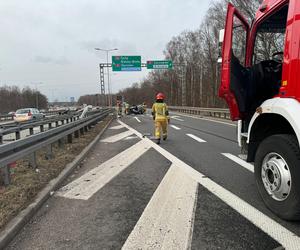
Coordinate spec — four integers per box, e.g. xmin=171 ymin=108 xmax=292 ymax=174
xmin=67 ymin=134 xmax=73 ymax=143
xmin=74 ymin=130 xmax=79 ymax=138
xmin=48 ymin=123 xmax=52 ymax=129
xmin=45 ymin=144 xmax=53 ymax=160
xmin=28 ymin=152 xmax=37 ymax=168
xmin=80 ymin=128 xmax=84 ymax=135
xmin=0 ymin=134 xmax=3 ymax=144
xmin=55 ymin=121 xmax=59 ymax=127
xmin=0 ymin=165 xmax=11 ymax=186
xmin=40 ymin=125 xmax=44 ymax=132
xmin=29 ymin=127 xmax=34 ymax=135
xmin=58 ymin=138 xmax=64 ymax=148
xmin=16 ymin=130 xmax=20 ymax=140
xmin=61 ymin=120 xmax=65 ymax=125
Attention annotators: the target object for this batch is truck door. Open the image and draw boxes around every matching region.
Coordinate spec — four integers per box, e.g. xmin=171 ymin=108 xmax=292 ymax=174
xmin=219 ymin=3 xmax=249 ymax=121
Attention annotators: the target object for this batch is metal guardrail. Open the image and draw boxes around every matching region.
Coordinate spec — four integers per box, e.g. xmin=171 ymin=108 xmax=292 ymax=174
xmin=0 ymin=114 xmax=14 ymax=121
xmin=0 ymin=108 xmax=113 ymax=186
xmin=169 ymin=106 xmax=231 ymax=120
xmin=0 ymin=114 xmax=84 ymax=144
xmin=0 ymin=109 xmax=78 ymax=121
xmin=0 ymin=109 xmax=107 ymax=143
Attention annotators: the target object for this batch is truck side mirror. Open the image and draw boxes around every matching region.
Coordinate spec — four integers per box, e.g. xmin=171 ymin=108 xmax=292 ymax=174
xmin=218 ymin=29 xmax=225 ymax=64
xmin=219 ymin=29 xmax=225 ymax=43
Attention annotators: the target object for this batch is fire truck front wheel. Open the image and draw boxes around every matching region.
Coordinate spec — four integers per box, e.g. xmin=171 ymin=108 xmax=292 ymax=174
xmin=254 ymin=134 xmax=300 ymax=220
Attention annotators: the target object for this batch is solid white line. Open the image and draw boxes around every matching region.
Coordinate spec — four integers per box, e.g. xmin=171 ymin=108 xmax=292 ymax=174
xmin=56 ymin=140 xmax=151 ymax=200
xmin=123 ymin=135 xmax=138 ymax=140
xmin=118 ymin=120 xmax=300 ymax=250
xmin=171 ymin=116 xmax=184 ymax=122
xmin=123 ymin=164 xmax=197 ymax=250
xmin=134 ymin=116 xmax=141 ymax=123
xmin=170 ymin=125 xmax=181 ymax=130
xmin=170 ymin=112 xmax=236 ymax=127
xmin=109 ymin=125 xmax=124 ymax=130
xmin=222 ymin=153 xmax=254 ymax=173
xmin=101 ymin=130 xmax=133 ymax=143
xmin=186 ymin=133 xmax=206 ymax=143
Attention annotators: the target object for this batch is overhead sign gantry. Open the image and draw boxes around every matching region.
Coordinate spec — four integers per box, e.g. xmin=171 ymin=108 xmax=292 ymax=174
xmin=98 ymin=56 xmax=182 ymax=99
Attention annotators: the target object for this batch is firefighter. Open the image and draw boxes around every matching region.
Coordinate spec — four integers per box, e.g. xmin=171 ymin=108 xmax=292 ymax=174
xmin=117 ymin=100 xmax=122 ymax=117
xmin=125 ymin=102 xmax=130 ymax=115
xmin=152 ymin=92 xmax=169 ymax=144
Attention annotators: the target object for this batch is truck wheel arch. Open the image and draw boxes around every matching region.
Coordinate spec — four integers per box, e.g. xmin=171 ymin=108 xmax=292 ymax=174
xmin=247 ymin=113 xmax=296 ymax=162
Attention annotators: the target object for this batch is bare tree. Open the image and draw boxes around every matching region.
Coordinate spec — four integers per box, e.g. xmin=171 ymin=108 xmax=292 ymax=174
xmin=110 ymin=0 xmax=279 ymax=109
xmin=0 ymin=85 xmax=48 ymax=113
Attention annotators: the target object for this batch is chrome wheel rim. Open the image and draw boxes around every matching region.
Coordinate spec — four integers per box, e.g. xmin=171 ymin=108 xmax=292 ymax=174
xmin=261 ymin=152 xmax=291 ymax=201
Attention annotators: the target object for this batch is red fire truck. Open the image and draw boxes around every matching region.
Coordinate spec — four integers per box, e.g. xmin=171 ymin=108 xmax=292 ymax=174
xmin=219 ymin=0 xmax=300 ymax=220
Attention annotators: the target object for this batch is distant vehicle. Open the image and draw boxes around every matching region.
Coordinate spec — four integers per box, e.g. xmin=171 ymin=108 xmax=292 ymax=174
xmin=13 ymin=108 xmax=45 ymax=122
xmin=128 ymin=104 xmax=145 ymax=115
xmin=58 ymin=108 xmax=71 ymax=115
xmin=8 ymin=111 xmax=15 ymax=115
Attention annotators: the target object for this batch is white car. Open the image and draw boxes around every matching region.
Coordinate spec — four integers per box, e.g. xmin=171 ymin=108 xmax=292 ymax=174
xmin=14 ymin=108 xmax=45 ymax=122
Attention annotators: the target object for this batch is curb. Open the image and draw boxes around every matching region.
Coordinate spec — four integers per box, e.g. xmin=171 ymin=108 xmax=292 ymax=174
xmin=0 ymin=116 xmax=114 ymax=249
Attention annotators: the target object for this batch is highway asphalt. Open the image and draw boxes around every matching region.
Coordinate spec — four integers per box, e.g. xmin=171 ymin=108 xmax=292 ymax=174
xmin=5 ymin=111 xmax=300 ymax=249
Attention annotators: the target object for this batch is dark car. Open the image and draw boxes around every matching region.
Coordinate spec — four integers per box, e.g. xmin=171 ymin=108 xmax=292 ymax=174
xmin=129 ymin=105 xmax=145 ymax=115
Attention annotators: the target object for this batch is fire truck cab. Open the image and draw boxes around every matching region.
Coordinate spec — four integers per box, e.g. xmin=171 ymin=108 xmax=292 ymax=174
xmin=219 ymin=0 xmax=300 ymax=220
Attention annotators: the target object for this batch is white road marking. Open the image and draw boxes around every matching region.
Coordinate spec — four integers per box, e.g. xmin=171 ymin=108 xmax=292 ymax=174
xmin=186 ymin=133 xmax=206 ymax=143
xmin=109 ymin=125 xmax=124 ymax=130
xmin=123 ymin=135 xmax=138 ymax=140
xmin=56 ymin=140 xmax=151 ymax=200
xmin=170 ymin=125 xmax=181 ymax=130
xmin=118 ymin=120 xmax=300 ymax=250
xmin=101 ymin=130 xmax=133 ymax=143
xmin=134 ymin=116 xmax=141 ymax=123
xmin=222 ymin=153 xmax=254 ymax=173
xmin=123 ymin=164 xmax=197 ymax=250
xmin=171 ymin=116 xmax=184 ymax=122
xmin=170 ymin=112 xmax=236 ymax=127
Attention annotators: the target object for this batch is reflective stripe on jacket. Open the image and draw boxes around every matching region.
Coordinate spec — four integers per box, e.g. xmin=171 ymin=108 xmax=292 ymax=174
xmin=152 ymin=102 xmax=168 ymax=121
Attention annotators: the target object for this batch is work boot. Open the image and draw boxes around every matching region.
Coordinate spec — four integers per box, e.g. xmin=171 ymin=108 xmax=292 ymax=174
xmin=163 ymin=135 xmax=167 ymax=141
xmin=156 ymin=138 xmax=161 ymax=144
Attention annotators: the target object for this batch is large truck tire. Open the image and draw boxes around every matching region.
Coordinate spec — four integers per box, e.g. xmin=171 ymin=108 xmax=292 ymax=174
xmin=254 ymin=134 xmax=300 ymax=220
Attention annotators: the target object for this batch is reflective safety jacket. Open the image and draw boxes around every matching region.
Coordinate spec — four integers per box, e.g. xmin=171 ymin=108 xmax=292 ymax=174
xmin=152 ymin=102 xmax=169 ymax=122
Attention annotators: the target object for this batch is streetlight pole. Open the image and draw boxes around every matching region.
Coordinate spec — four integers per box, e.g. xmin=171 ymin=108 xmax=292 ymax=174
xmin=95 ymin=48 xmax=118 ymax=107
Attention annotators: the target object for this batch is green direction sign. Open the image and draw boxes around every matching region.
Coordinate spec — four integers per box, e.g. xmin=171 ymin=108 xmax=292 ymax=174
xmin=147 ymin=60 xmax=173 ymax=69
xmin=112 ymin=56 xmax=141 ymax=71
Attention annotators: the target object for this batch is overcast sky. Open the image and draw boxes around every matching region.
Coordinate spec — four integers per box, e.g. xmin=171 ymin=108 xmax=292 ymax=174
xmin=0 ymin=0 xmax=211 ymax=102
